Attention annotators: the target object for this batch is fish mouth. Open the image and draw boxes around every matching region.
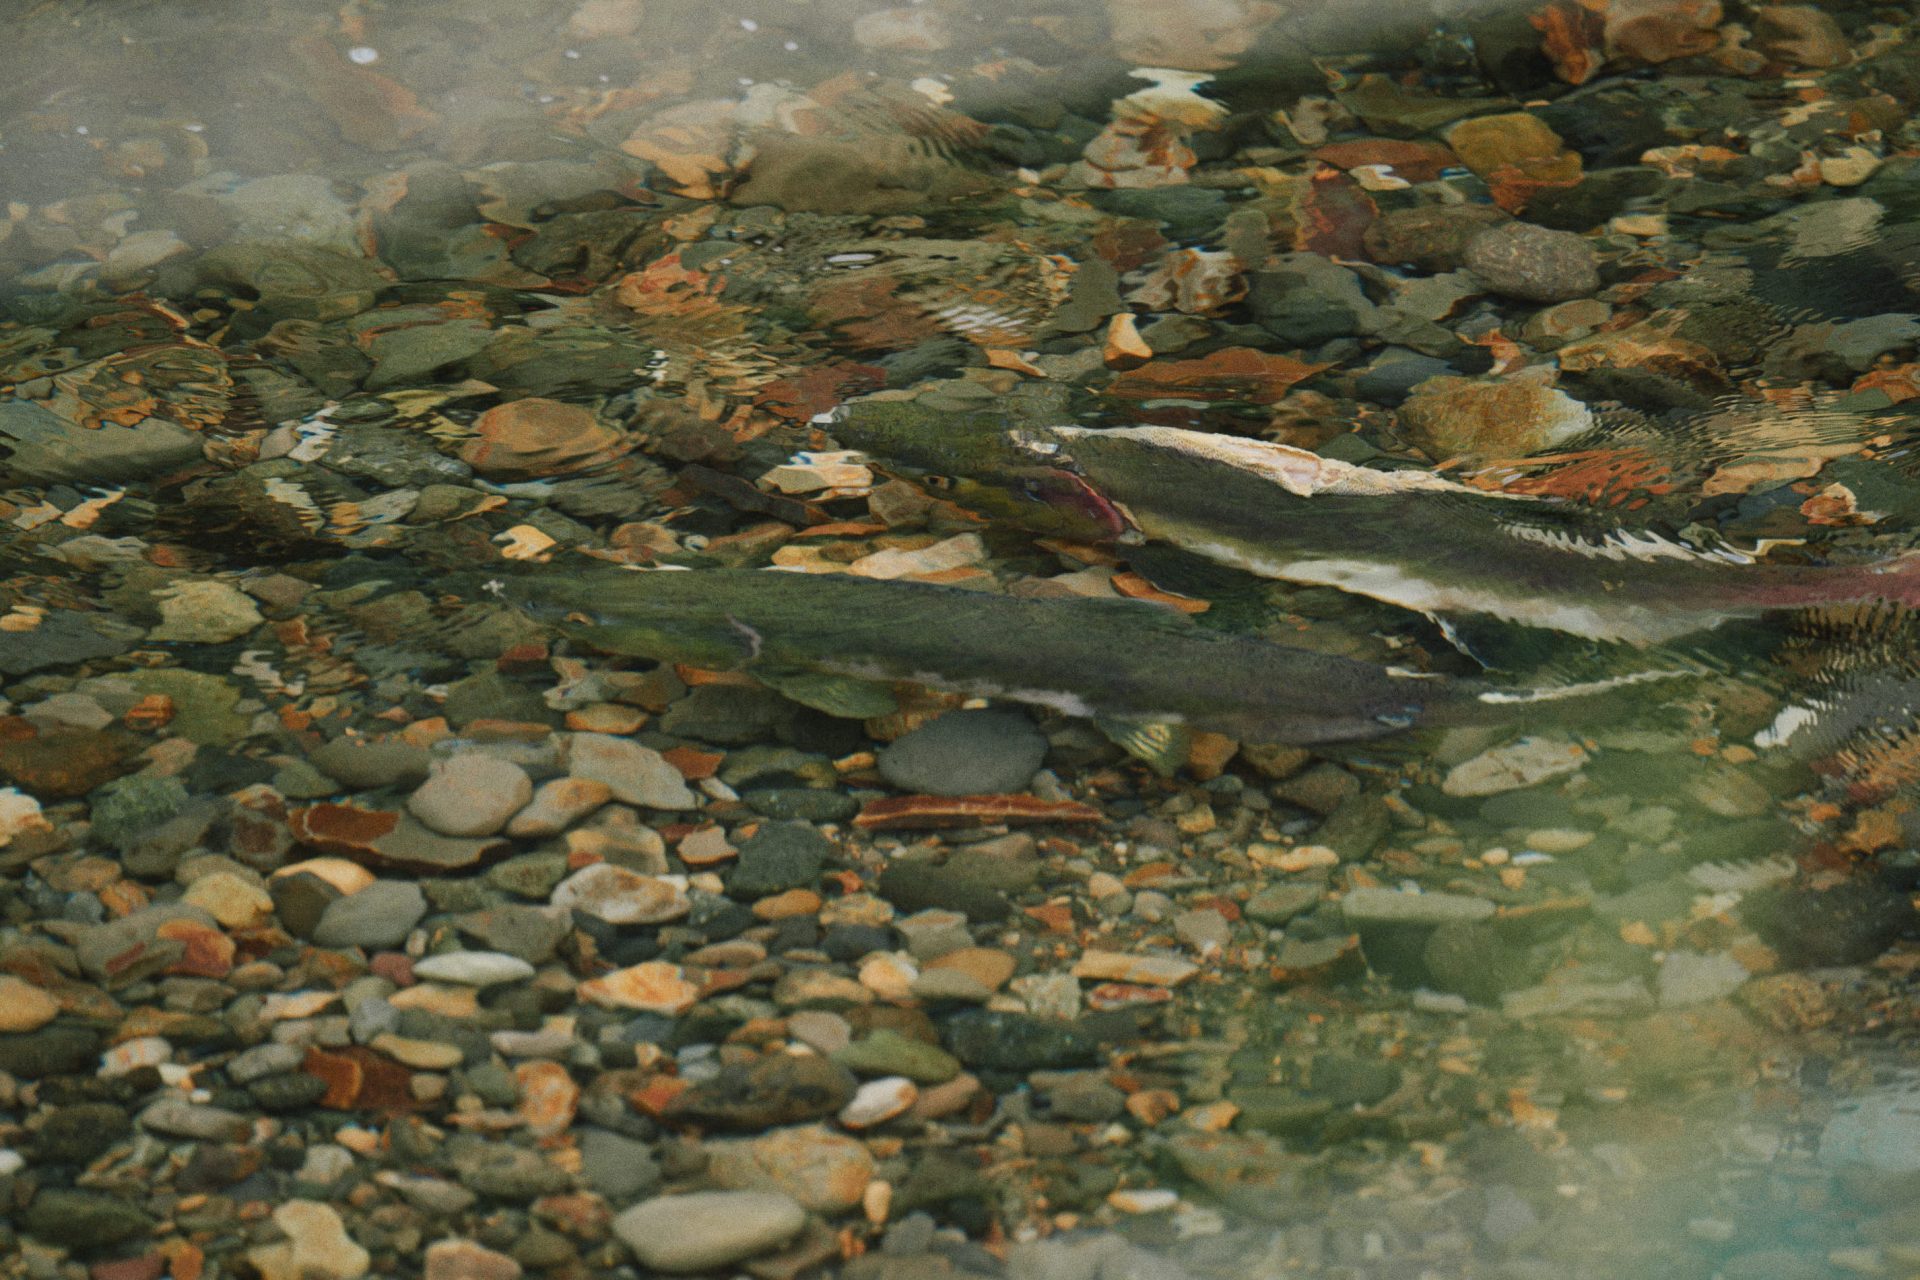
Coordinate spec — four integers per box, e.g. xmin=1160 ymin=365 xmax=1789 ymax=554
xmin=1018 ymin=466 xmax=1132 ymax=539
xmin=1002 ymin=430 xmax=1133 ymax=538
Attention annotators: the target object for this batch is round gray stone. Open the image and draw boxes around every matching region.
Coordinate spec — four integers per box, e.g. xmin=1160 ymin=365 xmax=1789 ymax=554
xmin=1463 ymin=222 xmax=1599 ymax=303
xmin=878 ymin=709 xmax=1046 ymax=797
xmin=308 ymin=737 xmax=432 ymax=791
xmin=312 ymin=880 xmax=428 ymax=950
xmin=612 ymin=1191 xmax=806 ymax=1273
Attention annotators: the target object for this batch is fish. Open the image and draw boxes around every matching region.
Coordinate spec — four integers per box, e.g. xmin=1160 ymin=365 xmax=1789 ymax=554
xmin=496 ymin=564 xmax=1641 ymax=748
xmin=1009 ymin=425 xmax=1920 ymax=646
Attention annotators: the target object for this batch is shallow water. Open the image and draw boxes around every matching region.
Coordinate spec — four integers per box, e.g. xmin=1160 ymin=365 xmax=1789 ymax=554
xmin=1 ymin=2 xmax=1918 ymax=1278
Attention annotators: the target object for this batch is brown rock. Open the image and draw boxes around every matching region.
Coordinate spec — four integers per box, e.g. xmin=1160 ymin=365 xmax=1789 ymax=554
xmin=1397 ymin=369 xmax=1595 ymax=464
xmin=1605 ymin=0 xmax=1723 ymax=64
xmin=752 ymin=889 xmax=823 ymax=921
xmin=0 ymin=975 xmax=59 ymax=1032
xmin=1362 ymin=205 xmax=1511 ymax=273
xmin=423 ymin=1240 xmax=522 ymax=1280
xmin=460 ymin=399 xmax=625 ymax=480
xmin=302 ymin=1045 xmax=424 ymax=1113
xmin=0 ymin=726 xmax=135 ymax=799
xmin=1752 ymin=5 xmax=1851 ymax=67
xmin=924 ymin=948 xmax=1016 ymax=992
xmin=290 ymin=804 xmax=401 ymax=857
xmin=1445 ymin=113 xmax=1581 ymax=182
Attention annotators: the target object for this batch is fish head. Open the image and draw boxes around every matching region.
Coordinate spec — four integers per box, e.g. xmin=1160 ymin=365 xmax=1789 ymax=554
xmin=489 ymin=572 xmax=605 ymax=628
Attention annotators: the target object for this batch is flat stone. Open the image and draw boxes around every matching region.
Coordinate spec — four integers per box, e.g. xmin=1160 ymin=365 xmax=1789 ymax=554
xmin=183 ymin=870 xmax=275 ymax=928
xmin=139 ymin=1098 xmax=252 ymax=1142
xmin=705 ymin=1123 xmax=876 ymax=1211
xmin=1443 ymin=735 xmax=1589 ymax=796
xmin=411 ymin=951 xmax=536 ymax=987
xmin=450 ymin=1143 xmax=572 ymax=1200
xmin=549 ymin=863 xmax=688 ymax=924
xmin=1245 ymin=883 xmax=1323 ymax=926
xmin=1446 ymin=112 xmax=1576 ymax=180
xmin=839 ymin=1077 xmax=919 ymax=1130
xmin=775 ymin=968 xmax=875 ymax=1009
xmin=424 ymin=1239 xmax=523 ymax=1280
xmin=0 ymin=1025 xmax=103 ymax=1078
xmin=0 ymin=976 xmax=59 ymax=1032
xmin=369 ymin=1033 xmax=464 ymax=1070
xmin=578 ymin=1128 xmax=662 ymax=1201
xmin=149 ymin=579 xmax=264 ymax=644
xmin=371 ymin=815 xmax=509 ymax=873
xmin=455 ymin=905 xmax=570 ymax=964
xmin=612 ymin=1191 xmax=805 ymax=1273
xmin=228 ymin=1041 xmax=307 ymax=1085
xmin=726 ymin=822 xmax=831 ymax=899
xmin=307 ymin=737 xmax=432 ymax=791
xmin=505 ymin=777 xmax=611 ymax=837
xmin=787 ymin=1011 xmax=853 ymax=1055
xmin=942 ymin=1010 xmax=1097 ymax=1072
xmin=1072 ymin=950 xmax=1200 ymax=987
xmin=567 ymin=734 xmax=696 ymax=809
xmin=1658 ymin=950 xmax=1751 ymax=1007
xmin=1340 ymin=887 xmax=1495 ymax=927
xmin=408 ymin=755 xmax=533 ymax=837
xmin=21 ymin=1188 xmax=154 ymax=1250
xmin=249 ymin=1200 xmax=370 ymax=1280
xmin=577 ymin=961 xmax=700 ymax=1014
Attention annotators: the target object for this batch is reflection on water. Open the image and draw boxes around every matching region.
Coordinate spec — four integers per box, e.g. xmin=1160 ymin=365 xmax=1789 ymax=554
xmin=0 ymin=2 xmax=1917 ymax=1278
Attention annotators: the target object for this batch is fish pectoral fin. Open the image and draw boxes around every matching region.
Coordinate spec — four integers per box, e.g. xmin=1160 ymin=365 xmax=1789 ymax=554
xmin=1095 ymin=716 xmax=1192 ymax=777
xmin=752 ymin=667 xmax=902 ymax=719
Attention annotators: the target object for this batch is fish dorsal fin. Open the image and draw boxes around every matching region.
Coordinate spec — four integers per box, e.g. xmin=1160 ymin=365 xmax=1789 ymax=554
xmin=1040 ymin=424 xmax=1510 ymax=501
xmin=1486 ymin=517 xmax=1757 ymax=566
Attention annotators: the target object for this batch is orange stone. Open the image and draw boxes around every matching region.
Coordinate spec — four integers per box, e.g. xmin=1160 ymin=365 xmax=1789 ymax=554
xmin=289 ymin=804 xmax=400 ymax=857
xmin=564 ymin=704 xmax=648 ymax=735
xmin=460 ymin=398 xmax=625 ymax=480
xmin=271 ymin=857 xmax=377 ymax=895
xmin=515 ymin=1060 xmax=581 ymax=1138
xmin=124 ymin=694 xmax=176 ymax=731
xmin=577 ymin=961 xmax=700 ymax=1014
xmin=98 ymin=880 xmax=152 ymax=918
xmin=925 ymin=947 xmax=1015 ymax=992
xmin=753 ymin=888 xmax=823 ymax=921
xmin=662 ymin=746 xmax=725 ymax=780
xmin=1103 ymin=313 xmax=1153 ymax=368
xmin=1023 ymin=902 xmax=1075 ymax=934
xmin=157 ymin=919 xmax=236 ymax=979
xmin=1124 ymin=1088 xmax=1181 ymax=1126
